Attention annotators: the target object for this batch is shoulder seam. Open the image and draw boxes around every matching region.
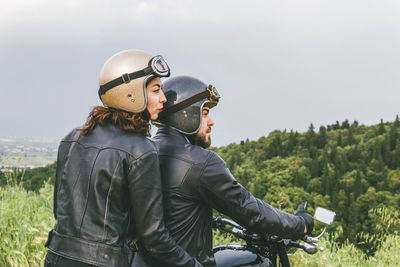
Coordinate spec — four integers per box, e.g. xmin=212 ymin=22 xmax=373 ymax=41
xmin=62 ymin=140 xmax=157 ymax=160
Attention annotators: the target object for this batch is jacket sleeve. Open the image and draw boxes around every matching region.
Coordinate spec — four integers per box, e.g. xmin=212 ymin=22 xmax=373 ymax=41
xmin=127 ymin=151 xmax=202 ymax=267
xmin=53 ymin=140 xmax=72 ymax=219
xmin=197 ymin=151 xmax=306 ymax=240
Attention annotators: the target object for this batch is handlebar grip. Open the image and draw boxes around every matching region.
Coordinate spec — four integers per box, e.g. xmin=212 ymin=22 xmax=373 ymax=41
xmin=300 ymin=242 xmax=318 ymax=254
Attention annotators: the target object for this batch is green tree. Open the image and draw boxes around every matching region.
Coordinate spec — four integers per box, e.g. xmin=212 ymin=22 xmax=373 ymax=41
xmin=316 ymin=126 xmax=327 ymax=149
xmin=378 ymin=119 xmax=386 ymax=135
xmin=342 ymin=119 xmax=350 ymax=129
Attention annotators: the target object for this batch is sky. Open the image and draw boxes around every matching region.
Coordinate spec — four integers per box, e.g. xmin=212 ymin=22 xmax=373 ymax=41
xmin=1 ymin=0 xmax=399 ymax=147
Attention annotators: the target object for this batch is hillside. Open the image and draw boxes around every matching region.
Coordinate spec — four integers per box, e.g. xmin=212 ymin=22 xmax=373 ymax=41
xmin=214 ymin=116 xmax=400 ymax=253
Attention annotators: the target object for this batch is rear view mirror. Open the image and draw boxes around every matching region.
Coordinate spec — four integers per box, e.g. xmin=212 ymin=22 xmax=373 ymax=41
xmin=314 ymin=207 xmax=336 ymax=225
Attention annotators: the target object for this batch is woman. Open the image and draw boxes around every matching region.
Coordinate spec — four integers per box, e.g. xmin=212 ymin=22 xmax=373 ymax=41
xmin=44 ymin=50 xmax=200 ymax=267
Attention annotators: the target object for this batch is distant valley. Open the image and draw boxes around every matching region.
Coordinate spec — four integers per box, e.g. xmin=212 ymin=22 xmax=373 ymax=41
xmin=0 ymin=137 xmax=59 ymax=168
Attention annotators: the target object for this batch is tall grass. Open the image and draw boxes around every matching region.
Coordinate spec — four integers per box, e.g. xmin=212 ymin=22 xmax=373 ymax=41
xmin=1 ymin=181 xmax=399 ymax=266
xmin=290 ymin=234 xmax=400 ymax=266
xmin=0 ymin=182 xmax=53 ymax=266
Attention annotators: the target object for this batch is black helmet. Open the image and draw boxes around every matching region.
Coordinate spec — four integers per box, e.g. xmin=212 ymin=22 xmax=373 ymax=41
xmin=154 ymin=75 xmax=220 ymax=134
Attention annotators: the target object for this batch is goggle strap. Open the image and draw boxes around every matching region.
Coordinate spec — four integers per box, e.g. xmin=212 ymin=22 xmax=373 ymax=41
xmin=98 ymin=66 xmax=153 ymax=100
xmin=159 ymin=89 xmax=212 ymax=119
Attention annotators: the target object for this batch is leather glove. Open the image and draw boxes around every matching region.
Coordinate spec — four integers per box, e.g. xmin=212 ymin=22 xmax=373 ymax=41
xmin=295 ymin=205 xmax=314 ymax=236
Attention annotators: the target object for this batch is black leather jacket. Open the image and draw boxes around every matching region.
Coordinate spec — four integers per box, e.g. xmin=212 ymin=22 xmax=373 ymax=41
xmin=151 ymin=127 xmax=306 ymax=266
xmin=45 ymin=124 xmax=199 ymax=267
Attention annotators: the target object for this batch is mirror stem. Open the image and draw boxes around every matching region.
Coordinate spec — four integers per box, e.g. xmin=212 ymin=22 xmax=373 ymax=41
xmin=315 ymin=225 xmax=327 ymax=240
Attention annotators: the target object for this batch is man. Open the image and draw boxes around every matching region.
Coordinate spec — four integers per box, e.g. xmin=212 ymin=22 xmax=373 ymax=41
xmin=151 ymin=76 xmax=314 ymax=266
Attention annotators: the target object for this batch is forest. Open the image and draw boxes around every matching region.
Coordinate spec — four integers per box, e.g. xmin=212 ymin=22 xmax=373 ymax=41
xmin=1 ymin=116 xmax=400 ymax=265
xmin=213 ymin=116 xmax=400 ymax=255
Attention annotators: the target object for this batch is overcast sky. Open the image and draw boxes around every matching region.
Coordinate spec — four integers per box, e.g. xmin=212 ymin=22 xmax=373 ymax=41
xmin=1 ymin=0 xmax=399 ymax=147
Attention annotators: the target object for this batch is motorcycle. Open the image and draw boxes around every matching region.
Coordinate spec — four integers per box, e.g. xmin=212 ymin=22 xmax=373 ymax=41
xmin=212 ymin=205 xmax=336 ymax=267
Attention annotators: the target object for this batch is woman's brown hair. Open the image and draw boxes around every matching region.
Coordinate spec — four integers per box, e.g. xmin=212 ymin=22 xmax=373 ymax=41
xmin=77 ymin=106 xmax=150 ymax=139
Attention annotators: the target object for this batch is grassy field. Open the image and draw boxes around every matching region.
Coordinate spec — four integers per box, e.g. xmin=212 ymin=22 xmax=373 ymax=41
xmin=1 ymin=183 xmax=399 ymax=266
xmin=289 ymin=235 xmax=400 ymax=266
xmin=0 ymin=183 xmax=53 ymax=266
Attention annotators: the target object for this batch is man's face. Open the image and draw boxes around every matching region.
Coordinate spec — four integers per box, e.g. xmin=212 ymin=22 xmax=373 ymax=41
xmin=192 ymin=106 xmax=214 ymax=148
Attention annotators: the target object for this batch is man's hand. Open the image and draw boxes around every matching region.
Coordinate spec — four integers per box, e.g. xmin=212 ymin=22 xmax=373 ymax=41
xmin=295 ymin=205 xmax=314 ymax=236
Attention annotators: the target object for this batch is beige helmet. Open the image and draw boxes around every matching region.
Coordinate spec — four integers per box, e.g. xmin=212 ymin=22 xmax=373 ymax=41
xmin=98 ymin=50 xmax=170 ymax=113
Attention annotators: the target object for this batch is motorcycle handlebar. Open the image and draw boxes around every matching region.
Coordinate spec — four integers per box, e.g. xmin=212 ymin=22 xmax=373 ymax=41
xmin=213 ymin=215 xmax=325 ymax=254
xmin=305 ymin=236 xmax=319 ymax=244
xmin=213 ymin=216 xmax=247 ymax=239
xmin=286 ymin=240 xmax=318 ymax=254
xmin=213 ymin=216 xmax=244 ymax=230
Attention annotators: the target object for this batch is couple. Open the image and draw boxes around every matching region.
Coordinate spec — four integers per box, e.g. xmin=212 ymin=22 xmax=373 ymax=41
xmin=44 ymin=50 xmax=313 ymax=267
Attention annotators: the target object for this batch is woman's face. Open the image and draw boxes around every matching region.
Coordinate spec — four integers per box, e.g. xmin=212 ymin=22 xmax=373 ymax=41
xmin=146 ymin=77 xmax=166 ymax=120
